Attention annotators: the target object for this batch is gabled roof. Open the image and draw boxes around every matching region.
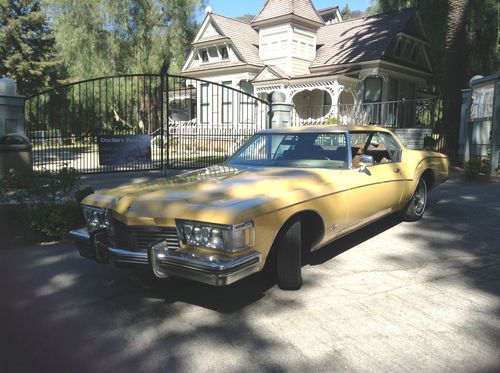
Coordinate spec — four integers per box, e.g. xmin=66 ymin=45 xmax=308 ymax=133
xmin=252 ymin=0 xmax=324 ymax=26
xmin=312 ymin=9 xmax=416 ymax=68
xmin=253 ymin=65 xmax=290 ymax=82
xmin=209 ymin=13 xmax=261 ymax=66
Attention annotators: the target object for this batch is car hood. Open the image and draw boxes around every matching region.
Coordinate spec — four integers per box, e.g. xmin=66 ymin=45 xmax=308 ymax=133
xmin=82 ymin=165 xmax=343 ymax=225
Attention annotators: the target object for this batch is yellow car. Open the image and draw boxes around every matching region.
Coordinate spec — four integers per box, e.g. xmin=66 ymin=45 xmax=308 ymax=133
xmin=71 ymin=126 xmax=449 ymax=290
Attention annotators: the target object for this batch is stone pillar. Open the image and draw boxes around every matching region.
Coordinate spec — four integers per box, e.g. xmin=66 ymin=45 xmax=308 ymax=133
xmin=0 ymin=77 xmax=25 ymax=137
xmin=271 ymin=90 xmax=293 ymax=128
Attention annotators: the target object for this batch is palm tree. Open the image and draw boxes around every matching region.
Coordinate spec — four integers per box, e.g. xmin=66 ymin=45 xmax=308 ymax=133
xmin=442 ymin=0 xmax=470 ymax=160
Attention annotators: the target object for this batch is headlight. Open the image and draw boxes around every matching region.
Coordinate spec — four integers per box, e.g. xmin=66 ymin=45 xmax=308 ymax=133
xmin=177 ymin=220 xmax=254 ymax=253
xmin=82 ymin=206 xmax=111 ymax=231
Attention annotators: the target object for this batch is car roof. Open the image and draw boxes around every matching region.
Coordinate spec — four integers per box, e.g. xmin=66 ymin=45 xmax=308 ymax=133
xmin=257 ymin=125 xmax=392 ymax=134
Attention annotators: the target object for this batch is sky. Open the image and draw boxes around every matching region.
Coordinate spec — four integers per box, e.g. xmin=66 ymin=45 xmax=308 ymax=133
xmin=199 ymin=0 xmax=372 ymax=20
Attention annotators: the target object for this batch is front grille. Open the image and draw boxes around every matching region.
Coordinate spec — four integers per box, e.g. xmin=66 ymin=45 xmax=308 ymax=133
xmin=112 ymin=219 xmax=180 ymax=252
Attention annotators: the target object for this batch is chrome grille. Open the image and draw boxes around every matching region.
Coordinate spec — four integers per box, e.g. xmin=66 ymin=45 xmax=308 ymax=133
xmin=112 ymin=220 xmax=180 ymax=252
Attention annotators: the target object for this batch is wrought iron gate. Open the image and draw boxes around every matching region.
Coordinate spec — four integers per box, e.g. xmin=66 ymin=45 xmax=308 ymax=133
xmin=25 ymin=74 xmax=271 ymax=173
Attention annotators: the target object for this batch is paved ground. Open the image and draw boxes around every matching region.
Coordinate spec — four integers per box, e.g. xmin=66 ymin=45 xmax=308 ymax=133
xmin=1 ymin=176 xmax=499 ymax=373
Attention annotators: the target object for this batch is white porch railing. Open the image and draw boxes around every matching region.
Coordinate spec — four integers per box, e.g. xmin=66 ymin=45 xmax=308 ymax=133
xmin=291 ymin=98 xmax=442 ymax=129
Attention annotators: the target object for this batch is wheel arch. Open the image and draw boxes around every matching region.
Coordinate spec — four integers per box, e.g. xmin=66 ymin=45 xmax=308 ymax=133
xmin=268 ymin=210 xmax=326 ymax=260
xmin=420 ymin=168 xmax=436 ymax=190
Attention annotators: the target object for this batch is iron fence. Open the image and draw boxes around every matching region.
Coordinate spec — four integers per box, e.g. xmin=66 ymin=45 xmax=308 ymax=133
xmin=291 ymin=97 xmax=447 ymax=152
xmin=25 ymin=74 xmax=271 ymax=173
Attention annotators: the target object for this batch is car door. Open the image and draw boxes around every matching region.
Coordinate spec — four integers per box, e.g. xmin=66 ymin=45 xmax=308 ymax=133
xmin=345 ymin=131 xmax=406 ymax=230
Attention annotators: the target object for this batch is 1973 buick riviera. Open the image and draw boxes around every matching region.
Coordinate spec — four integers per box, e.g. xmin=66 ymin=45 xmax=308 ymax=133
xmin=71 ymin=126 xmax=449 ymax=290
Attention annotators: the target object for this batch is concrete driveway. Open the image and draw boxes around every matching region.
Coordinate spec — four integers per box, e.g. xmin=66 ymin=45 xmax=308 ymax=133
xmin=1 ymin=177 xmax=499 ymax=372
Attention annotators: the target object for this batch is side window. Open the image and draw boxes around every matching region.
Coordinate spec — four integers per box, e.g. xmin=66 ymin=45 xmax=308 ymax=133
xmin=274 ymin=135 xmax=299 ymax=158
xmin=379 ymin=132 xmax=401 ymax=162
xmin=366 ymin=132 xmax=401 ymax=163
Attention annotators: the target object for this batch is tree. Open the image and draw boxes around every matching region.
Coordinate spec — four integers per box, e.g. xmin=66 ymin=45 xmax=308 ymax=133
xmin=375 ymin=0 xmax=499 ymax=159
xmin=235 ymin=14 xmax=255 ymax=23
xmin=0 ymin=0 xmax=63 ymax=96
xmin=43 ymin=0 xmax=203 ymax=80
xmin=340 ymin=4 xmax=352 ymax=19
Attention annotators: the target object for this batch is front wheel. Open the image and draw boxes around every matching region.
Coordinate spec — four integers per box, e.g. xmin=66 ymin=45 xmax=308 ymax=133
xmin=401 ymin=178 xmax=428 ymax=221
xmin=276 ymin=220 xmax=303 ymax=290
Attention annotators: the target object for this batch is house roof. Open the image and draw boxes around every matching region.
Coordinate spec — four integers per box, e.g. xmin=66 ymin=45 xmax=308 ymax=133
xmin=209 ymin=14 xmax=261 ymax=66
xmin=312 ymin=9 xmax=416 ymax=68
xmin=317 ymin=6 xmax=339 ymax=15
xmin=252 ymin=0 xmax=324 ymax=26
xmin=183 ymin=8 xmax=426 ymax=76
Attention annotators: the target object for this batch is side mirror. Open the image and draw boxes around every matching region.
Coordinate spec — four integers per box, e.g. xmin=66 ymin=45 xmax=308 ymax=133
xmin=359 ymin=154 xmax=374 ymax=166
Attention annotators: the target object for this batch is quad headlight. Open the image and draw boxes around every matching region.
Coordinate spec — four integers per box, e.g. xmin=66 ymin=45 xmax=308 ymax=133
xmin=82 ymin=206 xmax=112 ymax=231
xmin=176 ymin=220 xmax=254 ymax=253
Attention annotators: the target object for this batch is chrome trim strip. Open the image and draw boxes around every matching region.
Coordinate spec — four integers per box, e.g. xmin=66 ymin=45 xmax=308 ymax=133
xmin=107 ymin=247 xmax=148 ymax=260
xmin=156 ymin=250 xmax=260 ymax=272
xmin=69 ymin=228 xmax=91 ymax=241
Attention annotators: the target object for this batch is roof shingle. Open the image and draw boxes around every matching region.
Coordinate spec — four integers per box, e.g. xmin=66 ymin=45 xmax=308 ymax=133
xmin=252 ymin=0 xmax=324 ymax=25
xmin=210 ymin=14 xmax=262 ymax=66
xmin=313 ymin=9 xmax=415 ymax=68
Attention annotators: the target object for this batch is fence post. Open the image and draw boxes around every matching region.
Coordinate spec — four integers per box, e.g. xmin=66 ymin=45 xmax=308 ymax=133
xmin=459 ymin=89 xmax=471 ymax=163
xmin=161 ymin=74 xmax=167 ymax=174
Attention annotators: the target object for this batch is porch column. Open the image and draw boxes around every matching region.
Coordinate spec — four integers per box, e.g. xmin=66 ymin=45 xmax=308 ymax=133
xmin=329 ymin=81 xmax=344 ymax=119
xmin=271 ymin=91 xmax=292 ymax=128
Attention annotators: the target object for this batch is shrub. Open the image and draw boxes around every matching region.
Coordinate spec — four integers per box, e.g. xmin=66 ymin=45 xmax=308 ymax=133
xmin=464 ymin=158 xmax=482 ymax=180
xmin=324 ymin=116 xmax=341 ymax=125
xmin=18 ymin=201 xmax=84 ymax=240
xmin=0 ymin=165 xmax=87 ymax=241
xmin=75 ymin=186 xmax=94 ymax=203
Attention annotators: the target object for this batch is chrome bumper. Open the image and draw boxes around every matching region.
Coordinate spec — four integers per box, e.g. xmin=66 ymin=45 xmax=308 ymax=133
xmin=151 ymin=246 xmax=262 ymax=286
xmin=70 ymin=227 xmax=262 ymax=285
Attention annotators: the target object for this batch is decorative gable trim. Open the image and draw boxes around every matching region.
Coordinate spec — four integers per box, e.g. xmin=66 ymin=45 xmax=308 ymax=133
xmin=192 ymin=14 xmax=225 ymax=44
xmin=253 ymin=65 xmax=291 ymax=82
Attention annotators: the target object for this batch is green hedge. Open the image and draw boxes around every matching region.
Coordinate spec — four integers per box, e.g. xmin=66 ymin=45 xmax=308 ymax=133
xmin=0 ymin=166 xmax=94 ymax=242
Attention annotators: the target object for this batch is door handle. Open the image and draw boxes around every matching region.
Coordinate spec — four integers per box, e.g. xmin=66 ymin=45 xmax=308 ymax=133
xmin=393 ymin=168 xmax=400 ymax=173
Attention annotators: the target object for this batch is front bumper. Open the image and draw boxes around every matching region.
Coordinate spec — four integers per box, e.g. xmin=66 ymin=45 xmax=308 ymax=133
xmin=69 ymin=227 xmax=262 ymax=286
xmin=151 ymin=246 xmax=261 ymax=286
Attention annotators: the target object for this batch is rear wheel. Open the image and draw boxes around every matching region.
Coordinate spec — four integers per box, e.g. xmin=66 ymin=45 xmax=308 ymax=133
xmin=276 ymin=220 xmax=302 ymax=290
xmin=401 ymin=178 xmax=428 ymax=221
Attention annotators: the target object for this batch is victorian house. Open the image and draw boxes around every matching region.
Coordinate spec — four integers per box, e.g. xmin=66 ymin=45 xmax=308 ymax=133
xmin=180 ymin=0 xmax=432 ymax=126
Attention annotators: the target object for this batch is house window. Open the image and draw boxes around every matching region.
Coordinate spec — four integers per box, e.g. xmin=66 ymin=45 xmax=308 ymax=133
xmin=364 ymin=77 xmax=382 ymax=103
xmin=239 ymin=81 xmax=255 ymax=124
xmin=220 ymin=46 xmax=229 ymax=60
xmin=364 ymin=77 xmax=383 ymax=124
xmin=222 ymin=81 xmax=232 ymax=124
xmin=201 ymin=50 xmax=209 ymax=63
xmin=389 ymin=79 xmax=398 ymax=101
xmin=200 ymin=83 xmax=209 ymax=124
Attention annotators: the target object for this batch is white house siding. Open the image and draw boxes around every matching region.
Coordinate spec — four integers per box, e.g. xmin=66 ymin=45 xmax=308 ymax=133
xmin=290 ymin=27 xmax=316 ymax=62
xmin=203 ymin=22 xmax=221 ymax=38
xmin=259 ymin=24 xmax=317 ymax=77
xmin=191 ymin=73 xmax=264 ymax=128
xmin=291 ymin=59 xmax=310 ymax=76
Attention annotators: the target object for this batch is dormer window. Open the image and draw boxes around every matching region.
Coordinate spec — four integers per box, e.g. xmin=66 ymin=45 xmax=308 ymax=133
xmin=201 ymin=50 xmax=209 ymax=63
xmin=220 ymin=46 xmax=229 ymax=60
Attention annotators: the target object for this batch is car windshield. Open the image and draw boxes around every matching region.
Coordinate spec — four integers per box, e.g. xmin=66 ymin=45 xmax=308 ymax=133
xmin=228 ymin=132 xmax=348 ymax=169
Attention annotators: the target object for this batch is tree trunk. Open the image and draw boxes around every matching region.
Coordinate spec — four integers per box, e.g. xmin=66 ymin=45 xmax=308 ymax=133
xmin=441 ymin=0 xmax=470 ymax=161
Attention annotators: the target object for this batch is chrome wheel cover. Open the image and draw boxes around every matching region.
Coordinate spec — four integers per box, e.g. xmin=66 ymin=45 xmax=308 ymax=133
xmin=413 ymin=180 xmax=427 ymax=215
